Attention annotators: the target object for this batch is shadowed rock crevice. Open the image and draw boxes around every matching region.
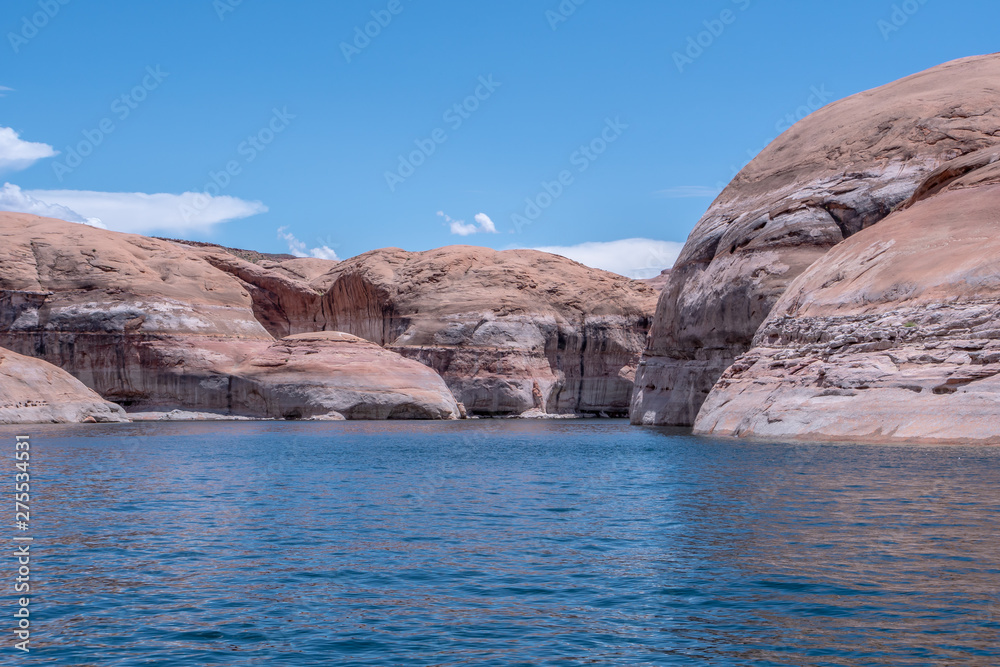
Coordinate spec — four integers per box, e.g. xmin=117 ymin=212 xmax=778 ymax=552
xmin=198 ymin=252 xmax=334 ymax=339
xmin=322 ymin=272 xmax=405 ymax=346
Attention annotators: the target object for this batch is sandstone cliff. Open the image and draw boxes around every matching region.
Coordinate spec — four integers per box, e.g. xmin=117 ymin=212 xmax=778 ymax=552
xmin=695 ymin=153 xmax=1000 ymax=444
xmin=633 ymin=53 xmax=1000 ymax=426
xmin=0 ymin=345 xmax=127 ymax=423
xmin=0 ymin=212 xmax=273 ymax=412
xmin=312 ymin=247 xmax=658 ymax=416
xmin=195 ymin=251 xmax=330 ymax=339
xmin=0 ymin=213 xmax=460 ymax=420
xmin=0 ymin=213 xmax=652 ymax=420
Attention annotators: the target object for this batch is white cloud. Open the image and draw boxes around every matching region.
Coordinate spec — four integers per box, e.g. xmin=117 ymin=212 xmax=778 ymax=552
xmin=531 ymin=238 xmax=683 ymax=279
xmin=19 ymin=188 xmax=267 ymax=234
xmin=654 ymin=185 xmax=722 ymax=199
xmin=449 ymin=220 xmax=478 ymax=236
xmin=439 ymin=210 xmax=499 ymax=236
xmin=0 ymin=183 xmax=105 ymax=228
xmin=0 ymin=126 xmax=57 ymax=172
xmin=0 ymin=87 xmax=13 ymax=97
xmin=474 ymin=212 xmax=497 ymax=233
xmin=277 ymin=227 xmax=340 ymax=261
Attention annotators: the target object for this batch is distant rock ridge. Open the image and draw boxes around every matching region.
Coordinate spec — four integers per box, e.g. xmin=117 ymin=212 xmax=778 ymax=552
xmin=153 ymin=237 xmax=299 ymax=264
xmin=632 ymin=53 xmax=1000 ymax=428
xmin=638 ymin=269 xmax=671 ymax=292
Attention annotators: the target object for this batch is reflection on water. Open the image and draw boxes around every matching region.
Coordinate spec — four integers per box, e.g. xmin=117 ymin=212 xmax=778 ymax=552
xmin=8 ymin=421 xmax=999 ymax=665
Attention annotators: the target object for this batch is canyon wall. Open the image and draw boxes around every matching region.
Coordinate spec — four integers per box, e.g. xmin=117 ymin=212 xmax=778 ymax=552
xmin=0 ymin=214 xmax=655 ymax=419
xmin=0 ymin=213 xmax=273 ymax=412
xmin=0 ymin=214 xmax=459 ymax=419
xmin=695 ymin=154 xmax=1000 ymax=444
xmin=312 ymin=247 xmax=658 ymax=416
xmin=632 ymin=53 xmax=1000 ymax=426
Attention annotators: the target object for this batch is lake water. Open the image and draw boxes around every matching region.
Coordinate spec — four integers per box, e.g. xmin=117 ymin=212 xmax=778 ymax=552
xmin=5 ymin=420 xmax=999 ymax=665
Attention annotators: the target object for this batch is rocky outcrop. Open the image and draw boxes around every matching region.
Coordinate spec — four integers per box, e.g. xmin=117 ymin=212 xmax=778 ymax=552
xmin=0 ymin=214 xmax=460 ymax=420
xmin=639 ymin=269 xmax=671 ymax=292
xmin=198 ymin=246 xmax=657 ymax=416
xmin=0 ymin=213 xmax=273 ymax=412
xmin=694 ymin=162 xmax=1000 ymax=444
xmin=230 ymin=332 xmax=462 ymax=420
xmin=0 ymin=345 xmax=127 ymax=423
xmin=0 ymin=214 xmax=657 ymax=419
xmin=633 ymin=53 xmax=1000 ymax=426
xmin=313 ymin=247 xmax=658 ymax=416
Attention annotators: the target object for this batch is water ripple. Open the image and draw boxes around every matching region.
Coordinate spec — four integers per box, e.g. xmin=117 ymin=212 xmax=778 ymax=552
xmin=4 ymin=420 xmax=999 ymax=665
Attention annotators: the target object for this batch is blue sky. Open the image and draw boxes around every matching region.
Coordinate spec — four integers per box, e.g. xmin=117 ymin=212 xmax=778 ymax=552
xmin=1 ymin=0 xmax=996 ymax=277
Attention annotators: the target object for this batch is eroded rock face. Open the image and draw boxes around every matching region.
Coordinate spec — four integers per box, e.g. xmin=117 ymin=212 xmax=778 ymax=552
xmin=230 ymin=332 xmax=462 ymax=420
xmin=0 ymin=214 xmax=460 ymax=420
xmin=0 ymin=213 xmax=273 ymax=411
xmin=633 ymin=53 xmax=1000 ymax=426
xmin=694 ymin=171 xmax=1000 ymax=444
xmin=314 ymin=247 xmax=658 ymax=416
xmin=0 ymin=345 xmax=127 ymax=423
xmin=197 ymin=251 xmax=330 ymax=339
xmin=0 ymin=213 xmax=656 ymax=419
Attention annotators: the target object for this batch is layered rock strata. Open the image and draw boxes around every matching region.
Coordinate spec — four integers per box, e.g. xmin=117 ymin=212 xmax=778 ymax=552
xmin=694 ymin=164 xmax=1000 ymax=444
xmin=0 ymin=214 xmax=461 ymax=420
xmin=0 ymin=213 xmax=273 ymax=412
xmin=312 ymin=247 xmax=659 ymax=416
xmin=633 ymin=53 xmax=1000 ymax=426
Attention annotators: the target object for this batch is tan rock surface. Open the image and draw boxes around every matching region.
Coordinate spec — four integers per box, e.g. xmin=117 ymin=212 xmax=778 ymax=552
xmin=196 ymin=251 xmax=328 ymax=339
xmin=230 ymin=332 xmax=461 ymax=420
xmin=0 ymin=212 xmax=273 ymax=411
xmin=694 ymin=177 xmax=1000 ymax=444
xmin=313 ymin=246 xmax=659 ymax=416
xmin=638 ymin=269 xmax=671 ymax=292
xmin=0 ymin=214 xmax=461 ymax=420
xmin=633 ymin=53 xmax=1000 ymax=426
xmin=0 ymin=345 xmax=127 ymax=423
xmin=260 ymin=258 xmax=341 ymax=285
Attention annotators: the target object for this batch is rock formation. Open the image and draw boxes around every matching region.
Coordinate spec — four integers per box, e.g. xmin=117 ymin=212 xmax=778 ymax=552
xmin=639 ymin=269 xmax=671 ymax=292
xmin=0 ymin=213 xmax=656 ymax=420
xmin=313 ymin=247 xmax=658 ymax=416
xmin=230 ymin=332 xmax=462 ymax=420
xmin=0 ymin=345 xmax=127 ymax=423
xmin=0 ymin=213 xmax=461 ymax=420
xmin=0 ymin=212 xmax=273 ymax=412
xmin=695 ymin=153 xmax=1000 ymax=444
xmin=196 ymin=251 xmax=330 ymax=339
xmin=633 ymin=53 xmax=1000 ymax=426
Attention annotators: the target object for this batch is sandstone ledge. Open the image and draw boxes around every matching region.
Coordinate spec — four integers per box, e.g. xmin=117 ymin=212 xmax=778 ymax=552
xmin=0 ymin=346 xmax=127 ymax=424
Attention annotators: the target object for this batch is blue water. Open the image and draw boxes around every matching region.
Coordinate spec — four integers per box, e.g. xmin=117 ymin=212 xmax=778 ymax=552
xmin=5 ymin=420 xmax=999 ymax=665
